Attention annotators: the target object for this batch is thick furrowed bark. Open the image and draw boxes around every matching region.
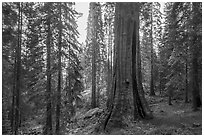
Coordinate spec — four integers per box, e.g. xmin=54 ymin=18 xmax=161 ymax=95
xmin=102 ymin=3 xmax=153 ymax=133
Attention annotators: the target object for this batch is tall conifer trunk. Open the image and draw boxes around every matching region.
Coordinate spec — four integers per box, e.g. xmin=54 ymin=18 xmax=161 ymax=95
xmin=185 ymin=45 xmax=188 ymax=103
xmin=55 ymin=3 xmax=62 ymax=134
xmin=11 ymin=60 xmax=16 ymax=134
xmin=103 ymin=3 xmax=152 ymax=132
xmin=14 ymin=3 xmax=22 ymax=134
xmin=106 ymin=18 xmax=112 ymax=108
xmin=91 ymin=2 xmax=97 ymax=108
xmin=45 ymin=3 xmax=52 ymax=134
xmin=150 ymin=3 xmax=155 ymax=96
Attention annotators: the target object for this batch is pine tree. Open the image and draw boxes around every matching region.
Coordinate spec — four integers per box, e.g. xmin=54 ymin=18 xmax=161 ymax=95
xmin=2 ymin=3 xmax=18 ymax=134
xmin=59 ymin=2 xmax=83 ymax=122
xmin=160 ymin=2 xmax=202 ymax=107
xmin=2 ymin=2 xmax=83 ymax=135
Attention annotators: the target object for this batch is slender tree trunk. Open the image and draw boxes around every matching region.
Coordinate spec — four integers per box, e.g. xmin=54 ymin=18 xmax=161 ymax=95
xmin=55 ymin=3 xmax=62 ymax=134
xmin=110 ymin=27 xmax=113 ymax=82
xmin=65 ymin=69 xmax=69 ymax=119
xmin=11 ymin=54 xmax=17 ymax=134
xmin=158 ymin=45 xmax=162 ymax=96
xmin=150 ymin=3 xmax=155 ymax=96
xmin=91 ymin=2 xmax=97 ymax=108
xmin=106 ymin=20 xmax=111 ymax=107
xmin=18 ymin=2 xmax=23 ymax=128
xmin=96 ymin=61 xmax=100 ymax=107
xmin=159 ymin=59 xmax=162 ymax=96
xmin=45 ymin=3 xmax=52 ymax=134
xmin=106 ymin=48 xmax=111 ymax=107
xmin=106 ymin=15 xmax=114 ymax=108
xmin=14 ymin=3 xmax=22 ymax=134
xmin=168 ymin=95 xmax=172 ymax=105
xmin=185 ymin=45 xmax=188 ymax=103
xmin=168 ymin=3 xmax=178 ymax=105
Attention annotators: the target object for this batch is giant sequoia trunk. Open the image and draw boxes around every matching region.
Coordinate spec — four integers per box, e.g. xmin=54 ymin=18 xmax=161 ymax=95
xmin=104 ymin=3 xmax=152 ymax=132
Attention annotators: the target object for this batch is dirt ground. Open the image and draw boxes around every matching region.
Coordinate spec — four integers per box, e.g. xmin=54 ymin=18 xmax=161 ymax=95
xmin=144 ymin=97 xmax=202 ymax=135
xmin=108 ymin=96 xmax=202 ymax=135
xmin=65 ymin=95 xmax=202 ymax=135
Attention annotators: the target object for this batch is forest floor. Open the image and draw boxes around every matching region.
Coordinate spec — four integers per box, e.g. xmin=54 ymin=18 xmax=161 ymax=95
xmin=65 ymin=95 xmax=202 ymax=135
xmin=12 ymin=95 xmax=201 ymax=135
